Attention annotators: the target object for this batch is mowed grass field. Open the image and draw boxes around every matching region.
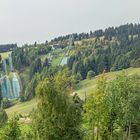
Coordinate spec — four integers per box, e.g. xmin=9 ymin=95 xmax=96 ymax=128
xmin=5 ymin=67 xmax=140 ymax=117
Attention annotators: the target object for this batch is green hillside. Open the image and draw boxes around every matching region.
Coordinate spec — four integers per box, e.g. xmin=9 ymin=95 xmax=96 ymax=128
xmin=5 ymin=98 xmax=38 ymax=117
xmin=76 ymin=67 xmax=140 ymax=99
xmin=5 ymin=67 xmax=140 ymax=117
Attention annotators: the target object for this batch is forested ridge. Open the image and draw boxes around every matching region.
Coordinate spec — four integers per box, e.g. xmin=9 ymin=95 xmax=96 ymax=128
xmin=10 ymin=23 xmax=140 ymax=100
xmin=51 ymin=23 xmax=140 ymax=42
xmin=0 ymin=23 xmax=140 ymax=139
xmin=0 ymin=44 xmax=17 ymax=53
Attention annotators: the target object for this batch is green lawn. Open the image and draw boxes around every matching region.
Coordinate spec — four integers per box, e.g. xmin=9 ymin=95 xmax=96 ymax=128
xmin=5 ymin=67 xmax=140 ymax=117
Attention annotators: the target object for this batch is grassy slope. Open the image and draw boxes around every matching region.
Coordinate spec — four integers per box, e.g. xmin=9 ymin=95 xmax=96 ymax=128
xmin=52 ymin=56 xmax=63 ymax=66
xmin=76 ymin=67 xmax=140 ymax=99
xmin=5 ymin=98 xmax=38 ymax=117
xmin=5 ymin=67 xmax=140 ymax=117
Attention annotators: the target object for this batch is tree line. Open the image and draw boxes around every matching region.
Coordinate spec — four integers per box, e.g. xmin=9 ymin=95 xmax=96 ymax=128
xmin=0 ymin=44 xmax=17 ymax=53
xmin=51 ymin=23 xmax=140 ymax=43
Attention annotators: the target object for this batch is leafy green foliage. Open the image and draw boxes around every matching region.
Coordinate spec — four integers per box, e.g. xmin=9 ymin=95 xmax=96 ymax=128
xmin=83 ymin=74 xmax=108 ymax=139
xmin=104 ymin=73 xmax=140 ymax=139
xmin=2 ymin=115 xmax=21 ymax=140
xmin=0 ymin=109 xmax=8 ymax=127
xmin=33 ymin=74 xmax=83 ymax=140
xmin=87 ymin=70 xmax=96 ymax=79
xmin=84 ymin=73 xmax=140 ymax=139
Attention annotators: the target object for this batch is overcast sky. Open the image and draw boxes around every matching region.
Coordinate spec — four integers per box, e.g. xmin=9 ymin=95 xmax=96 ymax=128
xmin=0 ymin=0 xmax=140 ymax=46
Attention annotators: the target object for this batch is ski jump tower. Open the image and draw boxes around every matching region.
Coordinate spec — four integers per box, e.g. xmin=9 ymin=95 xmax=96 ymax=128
xmin=0 ymin=54 xmax=21 ymax=99
xmin=60 ymin=35 xmax=74 ymax=66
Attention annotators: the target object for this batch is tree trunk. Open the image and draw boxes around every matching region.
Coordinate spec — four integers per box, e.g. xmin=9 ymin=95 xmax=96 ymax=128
xmin=110 ymin=123 xmax=113 ymax=139
xmin=123 ymin=127 xmax=128 ymax=140
xmin=96 ymin=131 xmax=98 ymax=140
xmin=128 ymin=123 xmax=131 ymax=140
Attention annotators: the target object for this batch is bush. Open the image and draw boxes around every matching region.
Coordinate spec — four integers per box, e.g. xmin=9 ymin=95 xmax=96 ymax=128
xmin=87 ymin=70 xmax=96 ymax=79
xmin=0 ymin=109 xmax=8 ymax=127
xmin=2 ymin=99 xmax=16 ymax=109
xmin=131 ymin=58 xmax=140 ymax=67
xmin=2 ymin=115 xmax=21 ymax=140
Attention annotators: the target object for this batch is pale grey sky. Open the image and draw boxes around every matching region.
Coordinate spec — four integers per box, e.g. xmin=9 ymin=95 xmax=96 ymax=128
xmin=0 ymin=0 xmax=140 ymax=46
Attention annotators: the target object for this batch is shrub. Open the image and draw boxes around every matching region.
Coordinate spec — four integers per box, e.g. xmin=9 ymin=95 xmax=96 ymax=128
xmin=87 ymin=70 xmax=96 ymax=79
xmin=0 ymin=109 xmax=8 ymax=127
